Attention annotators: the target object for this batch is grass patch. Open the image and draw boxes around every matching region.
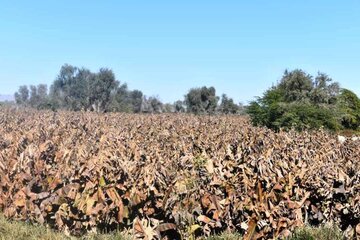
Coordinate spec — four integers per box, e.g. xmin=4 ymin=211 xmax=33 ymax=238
xmin=288 ymin=225 xmax=344 ymax=240
xmin=206 ymin=233 xmax=242 ymax=240
xmin=0 ymin=214 xmax=345 ymax=240
xmin=0 ymin=214 xmax=130 ymax=240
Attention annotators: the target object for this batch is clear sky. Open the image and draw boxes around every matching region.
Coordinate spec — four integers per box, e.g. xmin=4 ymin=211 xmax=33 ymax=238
xmin=0 ymin=1 xmax=359 ymax=103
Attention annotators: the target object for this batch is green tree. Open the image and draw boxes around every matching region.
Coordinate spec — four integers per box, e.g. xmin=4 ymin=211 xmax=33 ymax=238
xmin=89 ymin=68 xmax=119 ymax=112
xmin=15 ymin=84 xmax=50 ymax=109
xmin=14 ymin=85 xmax=29 ymax=105
xmin=50 ymin=64 xmax=83 ymax=110
xmin=248 ymin=70 xmax=343 ymax=131
xmin=108 ymin=83 xmax=132 ymax=112
xmin=49 ymin=64 xmax=123 ymax=112
xmin=15 ymin=64 xmax=147 ymax=113
xmin=141 ymin=96 xmax=163 ymax=113
xmin=337 ymin=89 xmax=360 ymax=130
xmin=129 ymin=90 xmax=143 ymax=113
xmin=311 ymin=72 xmax=340 ymax=105
xmin=174 ymin=100 xmax=186 ymax=113
xmin=37 ymin=84 xmax=47 ymax=100
xmin=185 ymin=86 xmax=219 ymax=114
xmin=35 ymin=84 xmax=50 ymax=109
xmin=278 ymin=69 xmax=313 ymax=102
xmin=29 ymin=85 xmax=39 ymax=107
xmin=163 ymin=103 xmax=175 ymax=113
xmin=219 ymin=94 xmax=239 ymax=114
xmin=248 ymin=87 xmax=285 ymax=129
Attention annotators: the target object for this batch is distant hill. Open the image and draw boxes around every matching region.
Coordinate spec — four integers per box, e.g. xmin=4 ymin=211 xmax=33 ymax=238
xmin=0 ymin=94 xmax=14 ymax=102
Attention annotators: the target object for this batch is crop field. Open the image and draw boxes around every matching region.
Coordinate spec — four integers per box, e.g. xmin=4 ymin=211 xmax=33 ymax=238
xmin=0 ymin=108 xmax=359 ymax=239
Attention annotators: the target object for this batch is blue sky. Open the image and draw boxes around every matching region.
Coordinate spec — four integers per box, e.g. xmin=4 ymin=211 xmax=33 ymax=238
xmin=0 ymin=1 xmax=359 ymax=103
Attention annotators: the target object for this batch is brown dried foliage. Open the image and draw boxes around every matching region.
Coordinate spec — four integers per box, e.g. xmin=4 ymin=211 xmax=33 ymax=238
xmin=0 ymin=108 xmax=359 ymax=239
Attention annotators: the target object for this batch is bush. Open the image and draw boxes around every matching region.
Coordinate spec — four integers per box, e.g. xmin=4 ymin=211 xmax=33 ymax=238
xmin=248 ymin=69 xmax=359 ymax=132
xmin=288 ymin=225 xmax=343 ymax=240
xmin=0 ymin=214 xmax=131 ymax=240
xmin=337 ymin=89 xmax=360 ymax=130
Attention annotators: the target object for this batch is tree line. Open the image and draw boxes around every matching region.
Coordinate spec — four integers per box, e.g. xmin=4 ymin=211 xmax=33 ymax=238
xmin=14 ymin=64 xmax=245 ymax=114
xmin=13 ymin=64 xmax=360 ymax=132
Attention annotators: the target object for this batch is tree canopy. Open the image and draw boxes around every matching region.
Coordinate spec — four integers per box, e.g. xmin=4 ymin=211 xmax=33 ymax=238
xmin=15 ymin=84 xmax=49 ymax=109
xmin=219 ymin=94 xmax=240 ymax=114
xmin=184 ymin=86 xmax=219 ymax=114
xmin=248 ymin=69 xmax=360 ymax=131
xmin=20 ymin=64 xmax=150 ymax=113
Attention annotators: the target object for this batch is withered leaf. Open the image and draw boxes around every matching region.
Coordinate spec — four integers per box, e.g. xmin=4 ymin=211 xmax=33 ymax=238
xmin=0 ymin=109 xmax=359 ymax=239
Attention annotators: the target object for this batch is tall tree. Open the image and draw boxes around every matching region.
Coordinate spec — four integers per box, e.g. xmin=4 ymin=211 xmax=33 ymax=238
xmin=278 ymin=69 xmax=313 ymax=102
xmin=29 ymin=85 xmax=39 ymax=107
xmin=129 ymin=90 xmax=143 ymax=113
xmin=149 ymin=97 xmax=163 ymax=113
xmin=108 ymin=83 xmax=132 ymax=112
xmin=50 ymin=64 xmax=80 ymax=110
xmin=163 ymin=103 xmax=175 ymax=113
xmin=16 ymin=64 xmax=147 ymax=112
xmin=174 ymin=100 xmax=186 ymax=113
xmin=14 ymin=85 xmax=29 ymax=105
xmin=35 ymin=84 xmax=49 ymax=109
xmin=185 ymin=86 xmax=219 ymax=114
xmin=311 ymin=72 xmax=340 ymax=105
xmin=219 ymin=94 xmax=239 ymax=114
xmin=141 ymin=96 xmax=163 ymax=113
xmin=37 ymin=84 xmax=48 ymax=100
xmin=89 ymin=68 xmax=119 ymax=112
